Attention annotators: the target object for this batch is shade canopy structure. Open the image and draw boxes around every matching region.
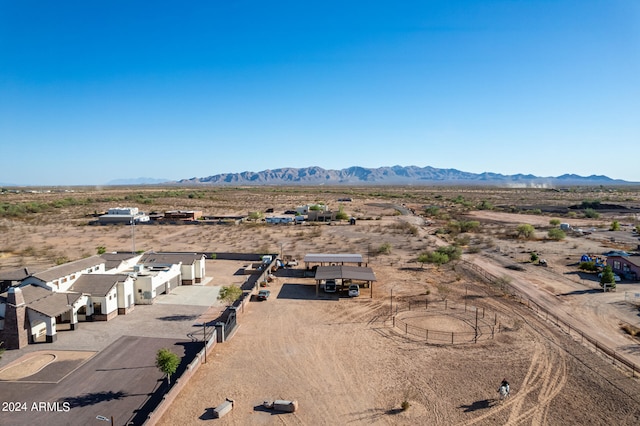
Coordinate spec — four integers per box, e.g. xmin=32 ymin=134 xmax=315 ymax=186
xmin=314 ymin=265 xmax=376 ymax=298
xmin=303 ymin=253 xmax=364 ymax=267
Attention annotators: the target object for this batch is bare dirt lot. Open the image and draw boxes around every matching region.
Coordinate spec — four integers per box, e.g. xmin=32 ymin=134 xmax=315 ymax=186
xmin=1 ymin=186 xmax=640 ymax=425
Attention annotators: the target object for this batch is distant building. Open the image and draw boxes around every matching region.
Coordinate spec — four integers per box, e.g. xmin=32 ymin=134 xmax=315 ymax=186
xmin=98 ymin=206 xmax=150 ymax=225
xmin=606 ymin=255 xmax=640 ymax=281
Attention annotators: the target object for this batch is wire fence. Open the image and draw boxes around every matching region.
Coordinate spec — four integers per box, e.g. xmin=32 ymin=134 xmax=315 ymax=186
xmin=390 ymin=300 xmax=502 ymax=345
xmin=458 ymin=260 xmax=639 ymax=378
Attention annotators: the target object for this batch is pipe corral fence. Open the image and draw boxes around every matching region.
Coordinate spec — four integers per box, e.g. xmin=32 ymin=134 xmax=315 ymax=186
xmin=390 ymin=299 xmax=502 ymax=345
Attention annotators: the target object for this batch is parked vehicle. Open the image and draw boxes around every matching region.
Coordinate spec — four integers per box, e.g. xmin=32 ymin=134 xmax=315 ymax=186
xmin=348 ymin=284 xmax=360 ymax=297
xmin=257 ymin=289 xmax=271 ymax=300
xmin=598 ymin=272 xmax=621 ymax=282
xmin=324 ymin=279 xmax=337 ymax=293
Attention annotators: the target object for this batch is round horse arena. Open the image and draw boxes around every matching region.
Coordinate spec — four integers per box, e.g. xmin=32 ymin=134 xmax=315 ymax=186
xmin=390 ymin=301 xmax=503 ymax=344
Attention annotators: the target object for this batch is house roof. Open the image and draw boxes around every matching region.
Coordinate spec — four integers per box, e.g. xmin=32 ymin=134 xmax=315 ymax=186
xmin=314 ymin=265 xmax=377 ymax=282
xmin=33 ymin=256 xmax=105 ymax=283
xmin=303 ymin=253 xmax=364 ymax=264
xmin=69 ymin=274 xmax=129 ymax=297
xmin=100 ymin=252 xmax=140 ymax=270
xmin=140 ymin=252 xmax=204 ymax=266
xmin=0 ymin=284 xmax=81 ymax=317
xmin=0 ymin=266 xmax=40 ymax=281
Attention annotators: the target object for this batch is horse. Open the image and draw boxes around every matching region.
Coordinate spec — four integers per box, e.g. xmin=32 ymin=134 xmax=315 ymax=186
xmin=498 ymin=384 xmax=510 ymax=401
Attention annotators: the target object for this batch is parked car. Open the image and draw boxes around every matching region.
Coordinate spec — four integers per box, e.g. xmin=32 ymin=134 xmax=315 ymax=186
xmin=324 ymin=279 xmax=337 ymax=293
xmin=286 ymin=259 xmax=298 ymax=267
xmin=598 ymin=272 xmax=621 ymax=282
xmin=257 ymin=289 xmax=271 ymax=300
xmin=348 ymin=284 xmax=360 ymax=297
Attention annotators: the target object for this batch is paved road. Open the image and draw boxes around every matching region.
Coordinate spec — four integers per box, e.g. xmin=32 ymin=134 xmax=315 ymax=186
xmin=0 ymin=335 xmax=201 ymax=426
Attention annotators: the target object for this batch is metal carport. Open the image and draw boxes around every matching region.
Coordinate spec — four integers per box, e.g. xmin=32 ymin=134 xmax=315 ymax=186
xmin=314 ymin=265 xmax=376 ymax=298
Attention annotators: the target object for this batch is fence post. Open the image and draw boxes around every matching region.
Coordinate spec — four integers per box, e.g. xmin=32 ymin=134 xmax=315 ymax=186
xmin=451 ymin=332 xmax=454 ymax=345
xmin=494 ymin=313 xmax=497 ymax=325
xmin=426 ymin=329 xmax=428 ymax=342
xmin=445 ymin=300 xmax=448 ymax=310
xmin=405 ymin=323 xmax=408 ymax=335
xmin=482 ymin=307 xmax=485 ymax=319
xmin=393 ymin=316 xmax=395 ymax=327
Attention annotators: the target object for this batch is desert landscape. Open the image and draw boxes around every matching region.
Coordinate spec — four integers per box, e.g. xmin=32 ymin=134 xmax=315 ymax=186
xmin=1 ymin=185 xmax=640 ymax=425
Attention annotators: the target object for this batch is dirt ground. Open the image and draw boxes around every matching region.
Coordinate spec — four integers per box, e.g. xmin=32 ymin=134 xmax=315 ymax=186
xmin=2 ymin=187 xmax=640 ymax=425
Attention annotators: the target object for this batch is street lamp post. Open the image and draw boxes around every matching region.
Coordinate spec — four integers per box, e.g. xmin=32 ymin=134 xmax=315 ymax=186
xmin=130 ymin=218 xmax=136 ymax=254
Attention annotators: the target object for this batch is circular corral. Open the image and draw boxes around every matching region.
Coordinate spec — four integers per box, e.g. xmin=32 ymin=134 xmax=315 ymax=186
xmin=390 ymin=303 xmax=503 ymax=344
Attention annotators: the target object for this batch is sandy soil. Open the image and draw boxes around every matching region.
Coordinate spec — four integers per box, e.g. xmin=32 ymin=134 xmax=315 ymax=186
xmin=2 ymin=189 xmax=640 ymax=425
xmin=0 ymin=351 xmax=95 ymax=381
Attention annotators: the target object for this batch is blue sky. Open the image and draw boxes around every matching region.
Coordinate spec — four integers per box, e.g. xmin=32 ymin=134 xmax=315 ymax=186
xmin=1 ymin=1 xmax=638 ymax=185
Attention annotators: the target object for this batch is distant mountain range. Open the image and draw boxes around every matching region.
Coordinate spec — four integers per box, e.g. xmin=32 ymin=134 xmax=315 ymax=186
xmin=174 ymin=166 xmax=634 ymax=186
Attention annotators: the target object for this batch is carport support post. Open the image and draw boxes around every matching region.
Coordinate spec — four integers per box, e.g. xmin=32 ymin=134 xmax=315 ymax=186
xmin=203 ymin=323 xmax=207 ymax=364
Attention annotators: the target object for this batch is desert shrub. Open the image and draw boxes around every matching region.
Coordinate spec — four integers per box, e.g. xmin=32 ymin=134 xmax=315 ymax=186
xmin=531 ymin=209 xmax=542 ymax=215
xmin=530 ymin=252 xmax=539 ymax=262
xmin=581 ymin=200 xmax=601 ymax=209
xmin=96 ymin=246 xmax=106 ymax=255
xmin=549 ymin=219 xmax=561 ymax=226
xmin=547 ymin=228 xmax=566 ymax=240
xmin=424 ymin=206 xmax=440 ymax=217
xmin=579 ymin=261 xmax=598 ymax=271
xmin=401 ymin=400 xmax=410 ymax=411
xmin=477 ymin=200 xmax=493 ymax=210
xmin=516 ymin=224 xmax=535 ymax=239
xmin=377 ymin=243 xmax=392 ymax=255
xmin=567 ymin=211 xmax=577 ymax=218
xmin=621 ymin=323 xmax=640 ymax=337
xmin=610 ymin=221 xmax=620 ymax=231
xmin=454 ymin=235 xmax=471 ymax=246
xmin=584 ymin=208 xmax=600 ymax=219
xmin=335 ymin=205 xmax=349 ymax=221
xmin=437 ymin=245 xmax=462 ymax=261
xmin=460 ymin=220 xmax=480 ymax=233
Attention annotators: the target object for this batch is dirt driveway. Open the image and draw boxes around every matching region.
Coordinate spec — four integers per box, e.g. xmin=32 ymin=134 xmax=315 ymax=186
xmin=158 ymin=271 xmax=640 ymax=425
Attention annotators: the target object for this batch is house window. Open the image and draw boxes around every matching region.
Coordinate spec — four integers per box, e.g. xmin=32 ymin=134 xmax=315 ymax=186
xmin=613 ymin=261 xmax=621 ymax=270
xmin=623 ymin=264 xmax=630 ymax=273
xmin=61 ymin=277 xmax=67 ymax=283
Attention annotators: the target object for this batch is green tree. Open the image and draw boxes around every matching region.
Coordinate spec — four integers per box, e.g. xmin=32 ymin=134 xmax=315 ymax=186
xmin=218 ymin=285 xmax=243 ymax=306
xmin=156 ymin=348 xmax=180 ymax=385
xmin=516 ymin=224 xmax=535 ymax=239
xmin=610 ymin=221 xmax=620 ymax=231
xmin=599 ymin=266 xmax=616 ymax=288
xmin=530 ymin=252 xmax=539 ymax=263
xmin=549 ymin=219 xmax=561 ymax=227
xmin=96 ymin=246 xmax=106 ymax=255
xmin=547 ymin=228 xmax=566 ymax=241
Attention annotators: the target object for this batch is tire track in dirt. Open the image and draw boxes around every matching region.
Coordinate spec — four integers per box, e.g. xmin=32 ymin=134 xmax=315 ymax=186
xmin=462 ymin=309 xmax=568 ymax=426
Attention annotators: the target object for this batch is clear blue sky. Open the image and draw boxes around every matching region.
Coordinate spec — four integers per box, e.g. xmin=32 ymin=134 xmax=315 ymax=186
xmin=1 ymin=1 xmax=638 ymax=185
